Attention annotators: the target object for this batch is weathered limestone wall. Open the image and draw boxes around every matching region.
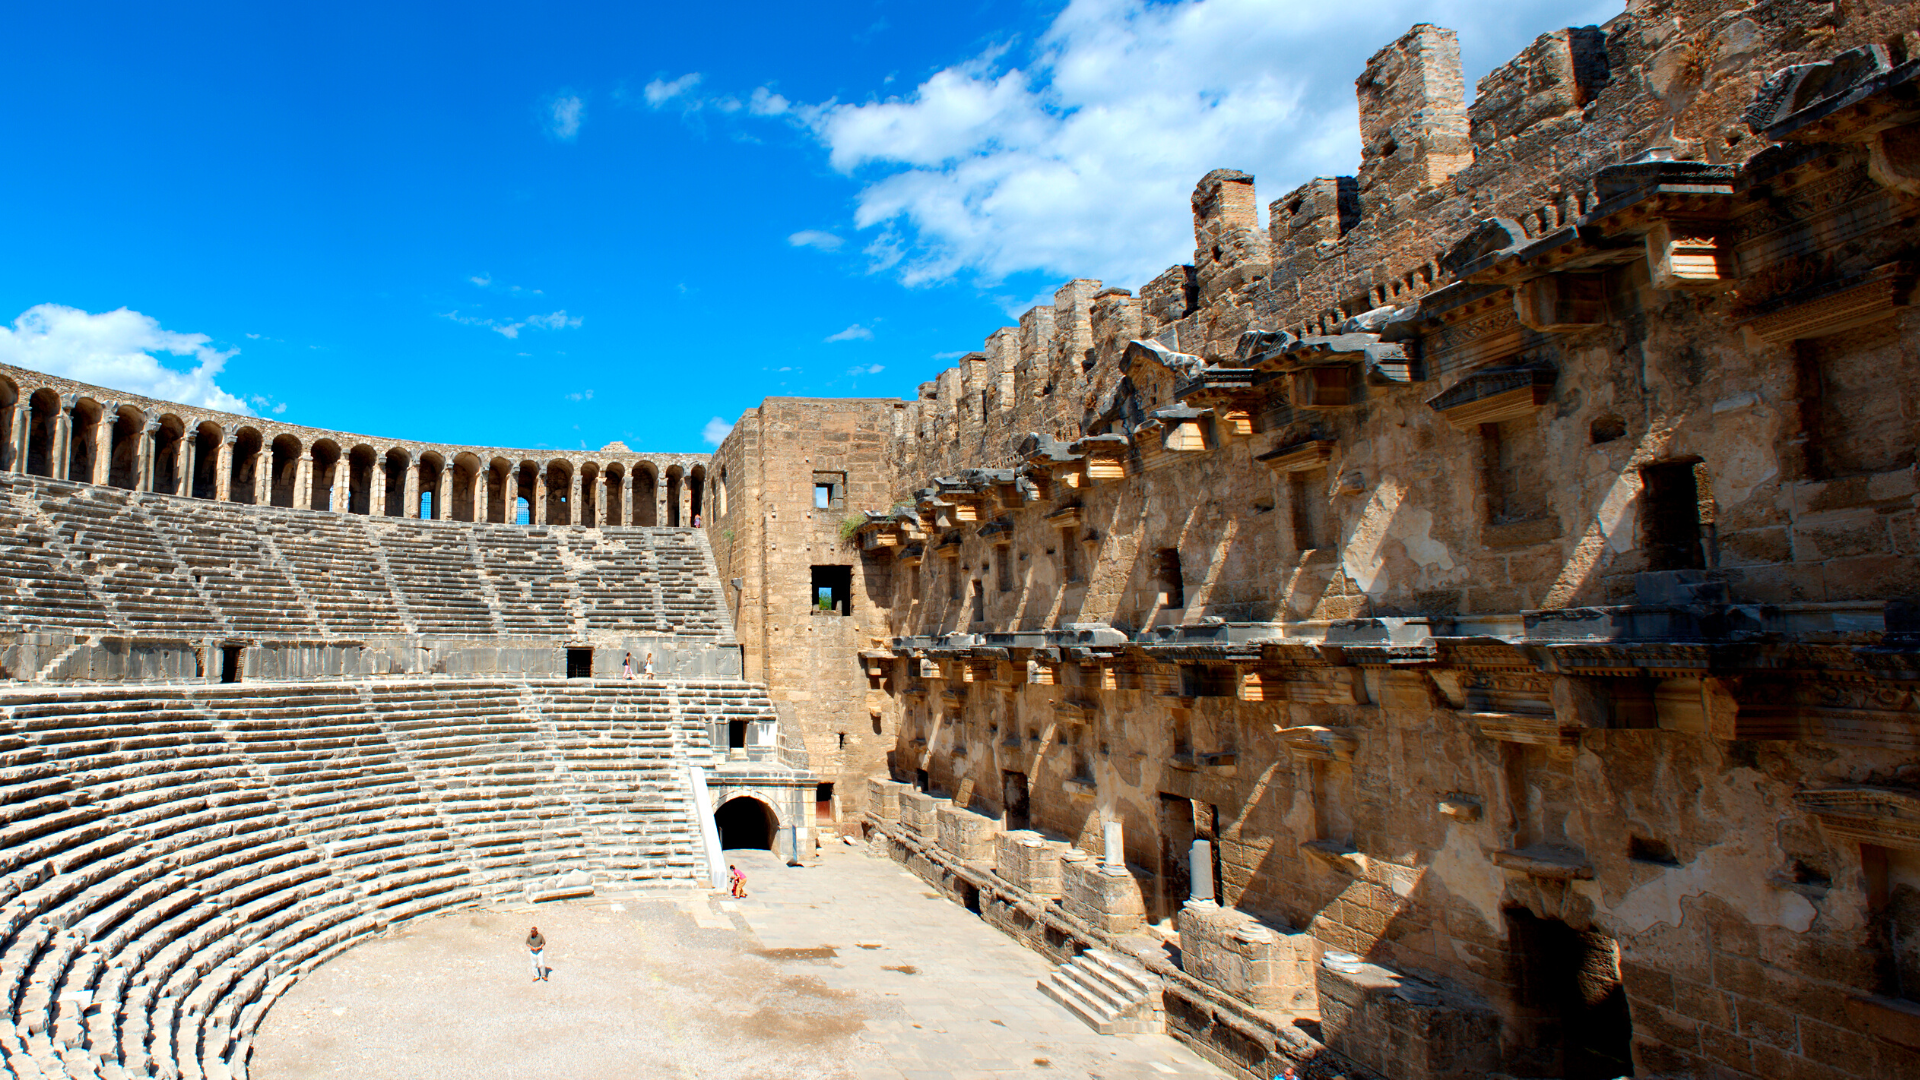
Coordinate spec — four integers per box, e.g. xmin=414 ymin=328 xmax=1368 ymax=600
xmin=718 ymin=3 xmax=1920 ymax=1078
xmin=706 ymin=398 xmax=908 ymax=828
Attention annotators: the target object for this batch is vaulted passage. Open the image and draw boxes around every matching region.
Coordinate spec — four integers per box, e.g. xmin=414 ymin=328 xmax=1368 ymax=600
xmin=1504 ymin=909 xmax=1632 ymax=1080
xmin=714 ymin=797 xmax=776 ymax=851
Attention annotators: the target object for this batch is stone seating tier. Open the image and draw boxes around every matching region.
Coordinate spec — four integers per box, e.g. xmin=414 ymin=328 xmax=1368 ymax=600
xmin=0 ymin=473 xmax=733 ymax=645
xmin=0 ymin=674 xmax=775 ymax=1080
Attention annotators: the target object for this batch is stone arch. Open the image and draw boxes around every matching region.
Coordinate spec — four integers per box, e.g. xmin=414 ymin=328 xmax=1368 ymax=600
xmin=713 ymin=794 xmax=781 ymax=851
xmin=689 ymin=464 xmax=706 ymax=525
xmin=634 ymin=463 xmax=658 ymax=526
xmin=268 ymin=433 xmax=302 ymax=508
xmin=578 ymin=462 xmax=599 ymax=526
xmin=229 ymin=426 xmax=264 ymax=504
xmin=191 ymin=422 xmax=224 ymax=499
xmin=485 ymin=457 xmax=512 ymax=523
xmin=602 ymin=462 xmax=626 ymax=526
xmin=347 ymin=445 xmax=378 ymax=514
xmin=543 ymin=459 xmax=573 ymax=525
xmin=665 ymin=464 xmax=684 ymax=527
xmin=0 ymin=376 xmax=16 ymax=473
xmin=451 ymin=452 xmax=482 ymax=522
xmin=152 ymin=414 xmax=187 ymax=496
xmin=417 ymin=451 xmax=445 ymax=519
xmin=68 ymin=397 xmax=104 ymax=484
xmin=309 ymin=439 xmax=342 ymax=511
xmin=25 ymin=389 xmax=60 ymax=477
xmin=515 ymin=459 xmax=540 ymax=524
xmin=382 ymin=448 xmax=410 ymax=517
xmin=107 ymin=405 xmax=144 ymax=490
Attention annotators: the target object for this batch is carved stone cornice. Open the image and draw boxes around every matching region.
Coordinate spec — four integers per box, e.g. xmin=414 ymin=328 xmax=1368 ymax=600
xmin=1795 ymin=786 xmax=1920 ymax=851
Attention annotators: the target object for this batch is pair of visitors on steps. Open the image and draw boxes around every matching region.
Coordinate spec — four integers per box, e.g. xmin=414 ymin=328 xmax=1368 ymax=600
xmin=621 ymin=652 xmax=655 ymax=679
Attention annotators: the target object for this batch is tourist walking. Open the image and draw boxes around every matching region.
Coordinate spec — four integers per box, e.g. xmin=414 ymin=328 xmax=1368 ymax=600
xmin=643 ymin=652 xmax=655 ymax=679
xmin=528 ymin=926 xmax=548 ymax=981
xmin=728 ymin=863 xmax=746 ymax=898
xmin=622 ymin=652 xmax=633 ymax=679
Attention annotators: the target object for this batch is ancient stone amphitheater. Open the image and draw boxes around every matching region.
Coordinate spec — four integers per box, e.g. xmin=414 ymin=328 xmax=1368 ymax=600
xmin=0 ymin=365 xmax=807 ymax=1080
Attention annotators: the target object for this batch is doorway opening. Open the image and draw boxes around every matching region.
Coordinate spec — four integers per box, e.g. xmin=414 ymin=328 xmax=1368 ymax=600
xmin=1002 ymin=771 xmax=1030 ymax=832
xmin=1505 ymin=908 xmax=1633 ymax=1080
xmin=815 ymin=782 xmax=835 ymax=827
xmin=715 ymin=797 xmax=777 ymax=850
xmin=220 ymin=645 xmax=244 ymax=684
xmin=566 ymin=648 xmax=593 ymax=679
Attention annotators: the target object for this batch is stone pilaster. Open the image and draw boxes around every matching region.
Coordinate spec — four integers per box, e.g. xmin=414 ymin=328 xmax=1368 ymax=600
xmin=402 ymin=459 xmax=420 ymax=519
xmin=91 ymin=407 xmax=117 ymax=486
xmin=214 ymin=436 xmax=234 ymax=501
xmin=7 ymin=404 xmax=28 ymax=474
xmin=50 ymin=397 xmax=73 ymax=481
xmin=137 ymin=421 xmax=159 ymax=493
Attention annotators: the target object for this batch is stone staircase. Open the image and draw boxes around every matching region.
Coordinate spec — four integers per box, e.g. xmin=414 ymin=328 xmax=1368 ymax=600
xmin=1037 ymin=948 xmax=1166 ymax=1035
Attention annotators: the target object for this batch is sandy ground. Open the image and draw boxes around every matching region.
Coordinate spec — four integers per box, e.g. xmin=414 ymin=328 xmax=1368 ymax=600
xmin=249 ymin=848 xmax=1227 ymax=1080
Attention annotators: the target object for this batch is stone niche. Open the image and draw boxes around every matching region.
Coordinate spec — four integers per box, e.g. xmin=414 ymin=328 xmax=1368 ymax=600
xmin=1177 ymin=900 xmax=1317 ymax=1012
xmin=995 ymin=829 xmax=1070 ymax=899
xmin=936 ymin=803 xmax=1000 ymax=864
xmin=1316 ymin=957 xmax=1500 ymax=1080
xmin=1060 ymin=850 xmax=1148 ymax=934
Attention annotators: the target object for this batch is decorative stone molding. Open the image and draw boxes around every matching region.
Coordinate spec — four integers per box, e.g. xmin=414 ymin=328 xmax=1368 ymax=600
xmin=1795 ymin=786 xmax=1920 ymax=851
xmin=1425 ymin=364 xmax=1555 ymax=429
xmin=1256 ymin=439 xmax=1335 ymax=474
xmin=1736 ymin=262 xmax=1915 ymax=344
xmin=1280 ymin=725 xmax=1357 ymax=762
xmin=1491 ymin=843 xmax=1594 ymax=880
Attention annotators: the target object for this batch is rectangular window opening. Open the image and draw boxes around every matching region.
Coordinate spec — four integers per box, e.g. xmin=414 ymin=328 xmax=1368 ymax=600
xmin=811 ymin=564 xmax=852 ymax=615
xmin=1155 ymin=547 xmax=1185 ymax=608
xmin=1061 ymin=529 xmax=1083 ymax=582
xmin=1290 ymin=469 xmax=1331 ymax=551
xmin=811 ymin=471 xmax=846 ymax=511
xmin=1641 ymin=460 xmax=1707 ymax=572
xmin=970 ymin=578 xmax=986 ymax=623
xmin=219 ymin=645 xmax=243 ymax=684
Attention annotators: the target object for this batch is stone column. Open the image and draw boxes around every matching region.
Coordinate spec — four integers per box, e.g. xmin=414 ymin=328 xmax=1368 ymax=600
xmin=435 ymin=467 xmax=451 ymax=522
xmin=295 ymin=453 xmax=314 ymax=510
xmin=214 ymin=436 xmax=234 ymax=501
xmin=50 ymin=397 xmax=74 ymax=480
xmin=402 ymin=459 xmax=420 ymax=519
xmin=505 ymin=471 xmax=521 ymax=524
xmin=571 ymin=469 xmax=586 ymax=526
xmin=1189 ymin=840 xmax=1216 ymax=901
xmin=478 ymin=470 xmax=492 ymax=523
xmin=7 ymin=403 xmax=28 ymax=474
xmin=534 ymin=472 xmax=548 ymax=525
xmin=136 ymin=421 xmax=158 ymax=493
xmin=180 ymin=437 xmax=198 ymax=498
xmin=627 ymin=471 xmax=641 ymax=526
xmin=91 ymin=406 xmax=117 ymax=486
xmin=1103 ymin=821 xmax=1124 ymax=868
xmin=255 ymin=451 xmax=272 ymax=506
xmin=334 ymin=462 xmax=350 ymax=514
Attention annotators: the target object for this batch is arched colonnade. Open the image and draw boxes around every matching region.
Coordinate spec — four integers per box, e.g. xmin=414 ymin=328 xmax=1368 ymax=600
xmin=0 ymin=376 xmax=707 ymax=527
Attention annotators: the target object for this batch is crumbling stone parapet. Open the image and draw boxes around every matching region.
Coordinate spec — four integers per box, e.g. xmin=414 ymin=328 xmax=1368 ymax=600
xmin=1178 ymin=900 xmax=1316 ymax=1014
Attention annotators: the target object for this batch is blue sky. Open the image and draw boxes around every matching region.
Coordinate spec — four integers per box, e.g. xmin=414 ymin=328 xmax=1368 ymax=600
xmin=0 ymin=0 xmax=1620 ymax=453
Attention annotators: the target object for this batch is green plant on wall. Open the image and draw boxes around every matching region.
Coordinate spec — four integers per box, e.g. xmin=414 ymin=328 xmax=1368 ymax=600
xmin=838 ymin=513 xmax=869 ymax=543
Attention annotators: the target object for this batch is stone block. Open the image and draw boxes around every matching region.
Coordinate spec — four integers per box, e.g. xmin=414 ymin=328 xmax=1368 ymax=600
xmin=936 ymin=804 xmax=999 ymax=863
xmin=995 ymin=830 xmax=1069 ymax=899
xmin=1315 ymin=958 xmax=1499 ymax=1080
xmin=1178 ymin=900 xmax=1315 ymax=1012
xmin=1060 ymin=851 xmax=1146 ymax=935
xmin=865 ymin=776 xmax=906 ymax=824
xmin=899 ymin=790 xmax=949 ymax=844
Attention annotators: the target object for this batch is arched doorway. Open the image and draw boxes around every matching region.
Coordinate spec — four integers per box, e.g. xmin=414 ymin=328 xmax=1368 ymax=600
xmin=714 ymin=797 xmax=778 ymax=851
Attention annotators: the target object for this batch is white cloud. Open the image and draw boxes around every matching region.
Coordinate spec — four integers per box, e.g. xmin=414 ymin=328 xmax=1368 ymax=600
xmin=847 ymin=363 xmax=886 ymax=376
xmin=788 ymin=230 xmax=845 ymax=251
xmin=526 ymin=310 xmax=584 ymax=331
xmin=645 ymin=73 xmax=703 ymax=108
xmin=567 ymin=389 xmax=595 ymax=401
xmin=701 ymin=416 xmax=733 ymax=446
xmin=932 ymin=350 xmax=969 ymax=360
xmin=749 ymin=87 xmax=790 ymax=116
xmin=782 ymin=0 xmax=1620 ymax=287
xmin=825 ymin=324 xmax=874 ymax=342
xmin=470 ymin=273 xmax=492 ymax=287
xmin=0 ymin=304 xmax=251 ymax=413
xmin=547 ymin=94 xmax=585 ymax=140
